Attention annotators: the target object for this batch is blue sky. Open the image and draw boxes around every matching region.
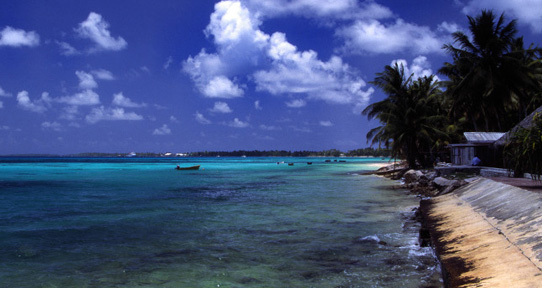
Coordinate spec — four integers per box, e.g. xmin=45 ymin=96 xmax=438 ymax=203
xmin=1 ymin=0 xmax=541 ymax=154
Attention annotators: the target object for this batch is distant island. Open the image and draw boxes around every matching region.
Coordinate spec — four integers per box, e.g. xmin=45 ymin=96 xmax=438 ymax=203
xmin=2 ymin=148 xmax=391 ymax=158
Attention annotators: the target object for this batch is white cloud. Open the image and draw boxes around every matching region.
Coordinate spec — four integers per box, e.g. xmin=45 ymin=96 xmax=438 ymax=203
xmin=85 ymin=106 xmax=143 ymax=124
xmin=16 ymin=91 xmax=48 ymax=113
xmin=0 ymin=86 xmax=11 ymax=97
xmin=336 ymin=19 xmax=445 ymax=55
xmin=112 ymin=92 xmax=146 ymax=108
xmin=203 ymin=76 xmax=244 ymax=98
xmin=462 ymin=0 xmax=542 ymax=33
xmin=244 ymin=0 xmax=393 ymax=21
xmin=259 ymin=124 xmax=281 ymax=131
xmin=228 ymin=118 xmax=249 ymax=128
xmin=170 ymin=116 xmax=179 ymax=123
xmin=319 ymin=120 xmax=333 ymax=127
xmin=195 ymin=111 xmax=212 ymax=124
xmin=210 ymin=101 xmax=233 ymax=113
xmin=60 ymin=105 xmax=80 ymax=120
xmin=437 ymin=21 xmax=462 ymax=34
xmin=391 ymin=56 xmax=438 ymax=81
xmin=152 ymin=124 xmax=171 ymax=135
xmin=285 ymin=99 xmax=306 ymax=108
xmin=206 ymin=1 xmax=268 ymax=48
xmin=76 ymin=71 xmax=98 ymax=89
xmin=75 ymin=12 xmax=127 ymax=52
xmin=184 ymin=0 xmax=373 ymax=113
xmin=41 ymin=121 xmax=62 ymax=131
xmin=91 ymin=69 xmax=115 ymax=80
xmin=163 ymin=56 xmax=173 ymax=70
xmin=0 ymin=26 xmax=39 ymax=47
xmin=58 ymin=89 xmax=100 ymax=106
xmin=57 ymin=41 xmax=80 ymax=55
xmin=254 ymin=100 xmax=262 ymax=110
xmin=0 ymin=101 xmax=3 ymax=109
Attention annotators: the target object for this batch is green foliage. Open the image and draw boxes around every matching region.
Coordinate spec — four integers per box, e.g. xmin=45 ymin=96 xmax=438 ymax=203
xmin=439 ymin=10 xmax=542 ymax=133
xmin=363 ymin=63 xmax=449 ymax=168
xmin=504 ymin=113 xmax=542 ymax=180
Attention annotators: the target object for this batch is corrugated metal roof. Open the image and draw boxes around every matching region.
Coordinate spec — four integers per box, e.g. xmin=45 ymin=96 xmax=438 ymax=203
xmin=464 ymin=132 xmax=505 ymax=144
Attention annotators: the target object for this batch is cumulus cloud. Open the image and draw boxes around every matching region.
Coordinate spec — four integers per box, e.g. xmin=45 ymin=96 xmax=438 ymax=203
xmin=0 ymin=26 xmax=39 ymax=47
xmin=184 ymin=0 xmax=373 ymax=113
xmin=91 ymin=69 xmax=115 ymax=80
xmin=112 ymin=92 xmax=146 ymax=108
xmin=58 ymin=89 xmax=100 ymax=106
xmin=244 ymin=0 xmax=393 ymax=21
xmin=210 ymin=101 xmax=233 ymax=113
xmin=75 ymin=12 xmax=127 ymax=52
xmin=203 ymin=76 xmax=244 ymax=98
xmin=0 ymin=86 xmax=11 ymax=97
xmin=259 ymin=124 xmax=281 ymax=131
xmin=76 ymin=71 xmax=98 ymax=89
xmin=163 ymin=56 xmax=173 ymax=70
xmin=227 ymin=118 xmax=249 ymax=128
xmin=41 ymin=121 xmax=62 ymax=131
xmin=391 ymin=56 xmax=438 ymax=81
xmin=85 ymin=106 xmax=143 ymax=124
xmin=16 ymin=91 xmax=48 ymax=113
xmin=195 ymin=111 xmax=212 ymax=124
xmin=152 ymin=124 xmax=171 ymax=135
xmin=319 ymin=120 xmax=333 ymax=127
xmin=0 ymin=101 xmax=3 ymax=108
xmin=336 ymin=19 xmax=446 ymax=55
xmin=462 ymin=0 xmax=542 ymax=33
xmin=57 ymin=41 xmax=80 ymax=56
xmin=254 ymin=100 xmax=262 ymax=110
xmin=285 ymin=99 xmax=306 ymax=108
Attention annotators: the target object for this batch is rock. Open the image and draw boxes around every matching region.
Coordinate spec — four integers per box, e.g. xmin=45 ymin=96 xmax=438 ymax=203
xmin=433 ymin=177 xmax=457 ymax=189
xmin=433 ymin=177 xmax=466 ymax=194
xmin=404 ymin=169 xmax=424 ymax=184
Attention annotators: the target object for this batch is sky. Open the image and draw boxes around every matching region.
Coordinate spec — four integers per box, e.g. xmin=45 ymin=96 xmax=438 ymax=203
xmin=1 ymin=0 xmax=541 ymax=154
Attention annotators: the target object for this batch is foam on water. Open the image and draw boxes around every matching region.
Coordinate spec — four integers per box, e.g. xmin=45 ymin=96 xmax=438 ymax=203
xmin=0 ymin=157 xmax=441 ymax=287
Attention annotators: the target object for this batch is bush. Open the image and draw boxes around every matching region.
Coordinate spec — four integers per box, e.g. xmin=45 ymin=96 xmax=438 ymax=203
xmin=504 ymin=112 xmax=542 ymax=180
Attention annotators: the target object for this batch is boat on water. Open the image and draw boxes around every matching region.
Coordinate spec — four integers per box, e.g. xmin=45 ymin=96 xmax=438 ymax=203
xmin=175 ymin=165 xmax=200 ymax=170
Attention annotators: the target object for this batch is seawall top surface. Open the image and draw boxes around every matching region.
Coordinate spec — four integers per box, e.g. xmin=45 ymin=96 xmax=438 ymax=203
xmin=424 ymin=178 xmax=542 ymax=287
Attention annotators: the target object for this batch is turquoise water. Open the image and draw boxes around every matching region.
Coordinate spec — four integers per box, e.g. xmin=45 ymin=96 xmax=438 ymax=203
xmin=0 ymin=157 xmax=440 ymax=287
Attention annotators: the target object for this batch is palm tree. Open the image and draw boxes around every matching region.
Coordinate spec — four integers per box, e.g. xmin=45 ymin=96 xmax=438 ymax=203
xmin=363 ymin=63 xmax=448 ymax=168
xmin=440 ymin=10 xmax=542 ymax=132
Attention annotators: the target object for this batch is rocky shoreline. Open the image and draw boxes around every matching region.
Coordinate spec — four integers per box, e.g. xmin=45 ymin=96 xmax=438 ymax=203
xmin=373 ymin=162 xmax=542 ymax=287
xmin=371 ymin=163 xmax=475 ymax=287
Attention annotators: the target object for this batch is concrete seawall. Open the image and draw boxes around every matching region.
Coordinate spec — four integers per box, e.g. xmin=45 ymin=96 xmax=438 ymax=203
xmin=421 ymin=178 xmax=542 ymax=287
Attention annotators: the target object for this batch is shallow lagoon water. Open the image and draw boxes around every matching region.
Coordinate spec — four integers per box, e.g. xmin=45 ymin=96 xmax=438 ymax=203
xmin=0 ymin=157 xmax=440 ymax=287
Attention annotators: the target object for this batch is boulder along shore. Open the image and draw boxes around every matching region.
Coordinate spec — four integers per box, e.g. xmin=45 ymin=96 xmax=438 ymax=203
xmin=371 ymin=163 xmax=542 ymax=288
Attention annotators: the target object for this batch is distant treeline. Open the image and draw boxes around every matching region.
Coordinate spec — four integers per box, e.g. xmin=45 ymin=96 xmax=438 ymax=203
xmin=189 ymin=148 xmax=390 ymax=157
xmin=62 ymin=148 xmax=390 ymax=158
xmin=2 ymin=148 xmax=391 ymax=158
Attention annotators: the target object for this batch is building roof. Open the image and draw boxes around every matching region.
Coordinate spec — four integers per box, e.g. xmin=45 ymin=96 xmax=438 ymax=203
xmin=495 ymin=105 xmax=542 ymax=146
xmin=464 ymin=132 xmax=505 ymax=144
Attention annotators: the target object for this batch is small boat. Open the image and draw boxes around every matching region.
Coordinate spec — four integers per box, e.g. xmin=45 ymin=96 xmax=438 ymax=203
xmin=175 ymin=165 xmax=200 ymax=170
xmin=307 ymin=162 xmax=312 ymax=165
xmin=288 ymin=163 xmax=294 ymax=166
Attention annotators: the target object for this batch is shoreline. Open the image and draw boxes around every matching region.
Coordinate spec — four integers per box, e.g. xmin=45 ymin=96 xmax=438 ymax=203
xmin=374 ymin=164 xmax=542 ymax=287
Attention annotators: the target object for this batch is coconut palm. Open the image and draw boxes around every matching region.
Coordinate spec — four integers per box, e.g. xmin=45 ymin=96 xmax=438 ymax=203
xmin=363 ymin=63 xmax=448 ymax=168
xmin=440 ymin=10 xmax=542 ymax=132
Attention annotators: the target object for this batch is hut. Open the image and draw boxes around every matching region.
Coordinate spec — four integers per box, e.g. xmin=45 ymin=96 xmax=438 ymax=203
xmin=448 ymin=106 xmax=542 ymax=167
xmin=448 ymin=132 xmax=505 ymax=166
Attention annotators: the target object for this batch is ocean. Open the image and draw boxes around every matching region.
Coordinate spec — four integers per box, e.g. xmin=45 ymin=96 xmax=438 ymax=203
xmin=0 ymin=157 xmax=441 ymax=287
